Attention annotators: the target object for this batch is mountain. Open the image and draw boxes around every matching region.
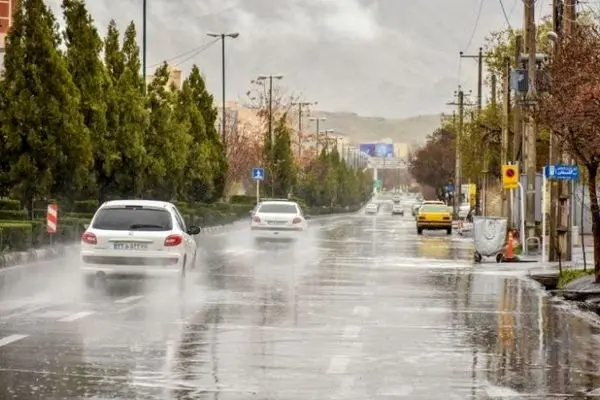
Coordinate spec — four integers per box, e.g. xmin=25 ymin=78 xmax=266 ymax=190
xmin=308 ymin=111 xmax=441 ymax=146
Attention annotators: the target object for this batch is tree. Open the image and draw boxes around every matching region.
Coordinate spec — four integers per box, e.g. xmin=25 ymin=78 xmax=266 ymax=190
xmin=174 ymin=79 xmax=214 ymax=202
xmin=1 ymin=0 xmax=91 ymax=213
xmin=103 ymin=20 xmax=147 ymax=199
xmin=408 ymin=128 xmax=455 ymax=198
xmin=222 ymin=116 xmax=263 ymax=195
xmin=62 ymin=0 xmax=110 ymax=201
xmin=536 ymin=24 xmax=600 ymax=281
xmin=186 ymin=65 xmax=227 ymax=202
xmin=271 ymin=114 xmax=296 ymax=197
xmin=145 ymin=62 xmax=191 ymax=199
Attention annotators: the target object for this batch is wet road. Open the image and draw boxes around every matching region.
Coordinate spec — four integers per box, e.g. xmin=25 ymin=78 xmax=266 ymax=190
xmin=1 ymin=203 xmax=600 ymax=399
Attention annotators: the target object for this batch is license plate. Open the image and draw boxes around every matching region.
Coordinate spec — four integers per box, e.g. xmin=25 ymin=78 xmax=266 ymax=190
xmin=113 ymin=242 xmax=148 ymax=250
xmin=267 ymin=221 xmax=286 ymax=225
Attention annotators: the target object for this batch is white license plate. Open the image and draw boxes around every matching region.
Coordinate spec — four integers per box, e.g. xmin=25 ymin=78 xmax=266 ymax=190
xmin=114 ymin=242 xmax=148 ymax=250
xmin=267 ymin=221 xmax=286 ymax=225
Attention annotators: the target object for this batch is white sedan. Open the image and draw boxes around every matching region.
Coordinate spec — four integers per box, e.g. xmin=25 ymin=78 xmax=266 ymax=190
xmin=80 ymin=200 xmax=200 ymax=287
xmin=250 ymin=200 xmax=309 ymax=241
xmin=365 ymin=203 xmax=378 ymax=214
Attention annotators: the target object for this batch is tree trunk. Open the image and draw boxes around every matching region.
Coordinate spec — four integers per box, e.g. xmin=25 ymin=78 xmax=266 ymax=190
xmin=586 ymin=163 xmax=600 ymax=283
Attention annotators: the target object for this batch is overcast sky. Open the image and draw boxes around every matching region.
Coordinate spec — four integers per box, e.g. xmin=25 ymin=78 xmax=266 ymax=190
xmin=44 ymin=0 xmax=558 ymax=118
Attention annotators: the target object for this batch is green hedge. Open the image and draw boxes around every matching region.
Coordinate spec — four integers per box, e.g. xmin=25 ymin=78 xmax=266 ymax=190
xmin=0 ymin=199 xmax=21 ymax=211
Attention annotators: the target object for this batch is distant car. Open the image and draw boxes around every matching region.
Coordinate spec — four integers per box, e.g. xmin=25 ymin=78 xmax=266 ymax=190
xmin=365 ymin=203 xmax=378 ymax=214
xmin=392 ymin=195 xmax=401 ymax=203
xmin=250 ymin=200 xmax=309 ymax=242
xmin=391 ymin=204 xmax=404 ymax=216
xmin=416 ymin=203 xmax=453 ymax=235
xmin=80 ymin=200 xmax=200 ymax=287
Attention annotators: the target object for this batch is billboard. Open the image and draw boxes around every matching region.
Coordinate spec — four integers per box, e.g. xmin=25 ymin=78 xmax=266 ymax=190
xmin=359 ymin=143 xmax=394 ymax=158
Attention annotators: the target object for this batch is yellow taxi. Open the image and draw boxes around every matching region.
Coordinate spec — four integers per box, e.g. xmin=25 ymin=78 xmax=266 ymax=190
xmin=416 ymin=203 xmax=452 ymax=235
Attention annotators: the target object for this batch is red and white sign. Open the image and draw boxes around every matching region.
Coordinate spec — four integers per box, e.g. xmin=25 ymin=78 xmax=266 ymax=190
xmin=47 ymin=204 xmax=58 ymax=234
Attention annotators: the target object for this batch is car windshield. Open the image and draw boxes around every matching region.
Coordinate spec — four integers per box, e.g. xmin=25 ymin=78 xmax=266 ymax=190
xmin=92 ymin=207 xmax=173 ymax=231
xmin=258 ymin=203 xmax=298 ymax=214
xmin=420 ymin=205 xmax=448 ymax=213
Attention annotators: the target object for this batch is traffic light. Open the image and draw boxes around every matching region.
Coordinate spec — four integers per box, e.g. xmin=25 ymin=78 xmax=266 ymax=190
xmin=501 ymin=165 xmax=519 ymax=189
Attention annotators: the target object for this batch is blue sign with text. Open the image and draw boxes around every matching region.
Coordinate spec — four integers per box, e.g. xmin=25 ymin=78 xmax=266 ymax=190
xmin=252 ymin=167 xmax=265 ymax=181
xmin=544 ymin=164 xmax=580 ymax=181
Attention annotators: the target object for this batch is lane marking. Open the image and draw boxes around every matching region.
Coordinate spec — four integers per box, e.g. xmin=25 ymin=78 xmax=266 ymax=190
xmin=0 ymin=334 xmax=29 ymax=347
xmin=327 ymin=355 xmax=350 ymax=374
xmin=341 ymin=326 xmax=361 ymax=339
xmin=58 ymin=311 xmax=94 ymax=322
xmin=114 ymin=295 xmax=144 ymax=304
xmin=352 ymin=306 xmax=371 ymax=317
xmin=0 ymin=305 xmax=51 ymax=321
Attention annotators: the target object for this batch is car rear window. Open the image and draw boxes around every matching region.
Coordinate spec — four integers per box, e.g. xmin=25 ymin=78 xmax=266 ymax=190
xmin=92 ymin=207 xmax=173 ymax=231
xmin=420 ymin=205 xmax=449 ymax=213
xmin=258 ymin=203 xmax=298 ymax=214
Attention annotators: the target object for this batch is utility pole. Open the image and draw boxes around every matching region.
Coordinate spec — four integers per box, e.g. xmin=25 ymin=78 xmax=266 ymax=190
xmin=257 ymin=74 xmax=284 ymax=197
xmin=446 ymin=88 xmax=472 ymax=217
xmin=501 ymin=57 xmax=512 ymax=222
xmin=309 ymin=117 xmax=326 ymax=155
xmin=523 ymin=0 xmax=538 ymax=246
xmin=460 ymin=47 xmax=485 ymax=214
xmin=558 ymin=0 xmax=575 ymax=261
xmin=292 ymin=101 xmax=317 ymax=157
xmin=207 ymin=33 xmax=240 ymax=147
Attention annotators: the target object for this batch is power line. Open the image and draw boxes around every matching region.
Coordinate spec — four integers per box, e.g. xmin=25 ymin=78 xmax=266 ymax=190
xmin=146 ymin=39 xmax=220 ymax=70
xmin=498 ymin=0 xmax=514 ymax=30
xmin=464 ymin=0 xmax=487 ymax=51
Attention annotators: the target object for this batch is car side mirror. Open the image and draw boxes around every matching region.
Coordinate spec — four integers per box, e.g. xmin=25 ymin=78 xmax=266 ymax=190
xmin=187 ymin=225 xmax=201 ymax=235
xmin=304 ymin=215 xmax=311 ymax=220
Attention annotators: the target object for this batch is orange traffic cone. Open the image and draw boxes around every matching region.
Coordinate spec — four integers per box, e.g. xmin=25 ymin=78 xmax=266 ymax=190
xmin=506 ymin=231 xmax=514 ymax=259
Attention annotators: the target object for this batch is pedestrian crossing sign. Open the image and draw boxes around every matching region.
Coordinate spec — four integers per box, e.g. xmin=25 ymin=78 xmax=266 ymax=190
xmin=252 ymin=167 xmax=265 ymax=181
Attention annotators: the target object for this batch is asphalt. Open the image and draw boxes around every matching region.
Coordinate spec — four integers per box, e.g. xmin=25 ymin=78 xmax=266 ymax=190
xmin=1 ymin=198 xmax=600 ymax=399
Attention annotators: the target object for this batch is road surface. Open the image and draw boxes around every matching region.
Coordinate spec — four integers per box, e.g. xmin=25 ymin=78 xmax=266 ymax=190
xmin=1 ymin=203 xmax=599 ymax=399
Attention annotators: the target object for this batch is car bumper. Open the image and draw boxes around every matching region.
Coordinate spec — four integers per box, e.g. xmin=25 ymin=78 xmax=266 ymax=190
xmin=80 ymin=251 xmax=184 ymax=277
xmin=417 ymin=222 xmax=452 ymax=230
xmin=251 ymin=227 xmax=305 ymax=241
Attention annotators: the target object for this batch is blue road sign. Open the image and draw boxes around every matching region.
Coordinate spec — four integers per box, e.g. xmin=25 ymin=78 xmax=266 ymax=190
xmin=544 ymin=164 xmax=580 ymax=181
xmin=252 ymin=167 xmax=265 ymax=181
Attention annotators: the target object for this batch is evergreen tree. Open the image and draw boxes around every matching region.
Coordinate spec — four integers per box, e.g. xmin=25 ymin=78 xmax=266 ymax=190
xmin=145 ymin=63 xmax=191 ymax=199
xmin=1 ymin=0 xmax=91 ymax=212
xmin=62 ymin=0 xmax=111 ymax=201
xmin=187 ymin=65 xmax=227 ymax=202
xmin=174 ymin=80 xmax=215 ymax=202
xmin=271 ymin=114 xmax=296 ymax=197
xmin=104 ymin=20 xmax=147 ymax=198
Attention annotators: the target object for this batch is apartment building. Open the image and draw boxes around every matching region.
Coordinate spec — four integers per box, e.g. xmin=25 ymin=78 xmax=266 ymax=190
xmin=0 ymin=0 xmax=18 ymax=51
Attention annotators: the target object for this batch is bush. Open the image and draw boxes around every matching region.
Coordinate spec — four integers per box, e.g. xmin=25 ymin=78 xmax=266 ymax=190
xmin=0 ymin=210 xmax=28 ymax=220
xmin=229 ymin=195 xmax=256 ymax=204
xmin=0 ymin=199 xmax=21 ymax=211
xmin=72 ymin=200 xmax=98 ymax=214
xmin=0 ymin=222 xmax=33 ymax=252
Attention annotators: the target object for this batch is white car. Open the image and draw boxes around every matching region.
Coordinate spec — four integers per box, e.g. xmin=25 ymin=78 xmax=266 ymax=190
xmin=250 ymin=200 xmax=309 ymax=241
xmin=80 ymin=200 xmax=200 ymax=286
xmin=391 ymin=204 xmax=404 ymax=215
xmin=365 ymin=203 xmax=378 ymax=214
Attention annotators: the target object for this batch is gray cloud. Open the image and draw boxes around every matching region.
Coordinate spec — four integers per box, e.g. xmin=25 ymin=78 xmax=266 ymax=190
xmin=45 ymin=0 xmax=527 ymax=118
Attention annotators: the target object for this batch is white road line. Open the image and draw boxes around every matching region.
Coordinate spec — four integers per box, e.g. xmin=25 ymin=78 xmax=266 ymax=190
xmin=0 ymin=305 xmax=51 ymax=321
xmin=327 ymin=355 xmax=350 ymax=374
xmin=352 ymin=306 xmax=371 ymax=317
xmin=341 ymin=325 xmax=362 ymax=339
xmin=0 ymin=334 xmax=29 ymax=347
xmin=58 ymin=311 xmax=94 ymax=322
xmin=114 ymin=295 xmax=144 ymax=304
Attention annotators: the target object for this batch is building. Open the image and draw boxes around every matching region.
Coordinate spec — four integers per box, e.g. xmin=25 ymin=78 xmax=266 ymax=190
xmin=145 ymin=64 xmax=182 ymax=91
xmin=0 ymin=0 xmax=18 ymax=52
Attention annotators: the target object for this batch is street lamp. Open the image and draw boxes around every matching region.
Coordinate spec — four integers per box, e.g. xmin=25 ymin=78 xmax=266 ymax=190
xmin=257 ymin=74 xmax=284 ymax=197
xmin=291 ymin=101 xmax=317 ymax=157
xmin=309 ymin=117 xmax=326 ymax=154
xmin=320 ymin=129 xmax=335 ymax=153
xmin=207 ymin=32 xmax=240 ymax=147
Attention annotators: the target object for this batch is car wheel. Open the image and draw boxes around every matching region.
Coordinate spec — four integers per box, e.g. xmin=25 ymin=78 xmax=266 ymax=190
xmin=417 ymin=228 xmax=423 ymax=235
xmin=446 ymin=228 xmax=452 ymax=235
xmin=84 ymin=275 xmax=96 ymax=289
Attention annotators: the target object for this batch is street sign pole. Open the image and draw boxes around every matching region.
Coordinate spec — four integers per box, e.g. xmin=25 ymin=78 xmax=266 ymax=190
xmin=541 ymin=168 xmax=547 ymax=263
xmin=256 ymin=179 xmax=260 ymax=205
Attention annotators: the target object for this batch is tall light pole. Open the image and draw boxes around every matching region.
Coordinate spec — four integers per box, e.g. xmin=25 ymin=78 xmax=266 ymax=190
xmin=142 ymin=0 xmax=147 ymax=86
xmin=207 ymin=32 xmax=239 ymax=147
xmin=309 ymin=117 xmax=326 ymax=154
xmin=291 ymin=101 xmax=317 ymax=157
xmin=321 ymin=129 xmax=335 ymax=153
xmin=257 ymin=74 xmax=283 ymax=197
